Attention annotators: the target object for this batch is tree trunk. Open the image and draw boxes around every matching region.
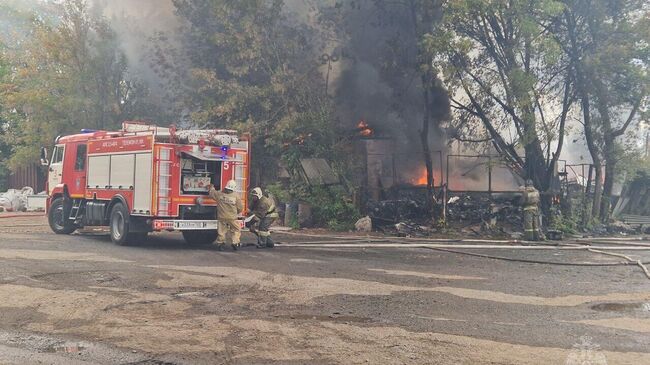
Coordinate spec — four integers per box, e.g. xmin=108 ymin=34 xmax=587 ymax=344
xmin=521 ymin=105 xmax=550 ymax=217
xmin=574 ymin=64 xmax=601 ymax=222
xmin=600 ymin=148 xmax=616 ymax=222
xmin=591 ymin=165 xmax=603 ymax=220
xmin=525 ymin=140 xmax=552 ymax=218
xmin=420 ymin=88 xmax=435 ymax=216
xmin=600 ymin=166 xmax=614 ymax=222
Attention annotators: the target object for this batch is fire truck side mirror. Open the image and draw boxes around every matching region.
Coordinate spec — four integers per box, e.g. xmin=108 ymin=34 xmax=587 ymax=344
xmin=40 ymin=147 xmax=49 ymax=166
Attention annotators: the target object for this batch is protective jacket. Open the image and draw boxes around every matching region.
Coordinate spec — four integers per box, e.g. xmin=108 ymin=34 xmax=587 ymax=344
xmin=521 ymin=186 xmax=540 ymax=206
xmin=209 ymin=188 xmax=243 ymax=220
xmin=250 ymin=196 xmax=279 ymax=219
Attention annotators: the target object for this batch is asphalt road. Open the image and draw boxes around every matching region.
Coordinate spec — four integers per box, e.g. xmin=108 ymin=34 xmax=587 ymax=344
xmin=1 ymin=215 xmax=650 ymax=364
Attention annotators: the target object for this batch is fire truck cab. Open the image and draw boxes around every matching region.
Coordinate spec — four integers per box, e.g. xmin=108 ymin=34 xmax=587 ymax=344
xmin=42 ymin=122 xmax=250 ymax=245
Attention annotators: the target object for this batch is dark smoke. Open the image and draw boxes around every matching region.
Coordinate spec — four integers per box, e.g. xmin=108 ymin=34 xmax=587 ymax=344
xmin=312 ymin=0 xmax=450 ymax=182
xmin=89 ymin=0 xmax=453 ymax=184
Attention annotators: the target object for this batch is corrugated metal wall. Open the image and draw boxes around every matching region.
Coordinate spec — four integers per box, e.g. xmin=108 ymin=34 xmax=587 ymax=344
xmin=8 ymin=164 xmax=46 ymax=192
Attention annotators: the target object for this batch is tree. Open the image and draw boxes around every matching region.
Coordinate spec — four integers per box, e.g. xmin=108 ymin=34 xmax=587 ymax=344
xmin=411 ymin=0 xmax=450 ymax=214
xmin=0 ymin=46 xmax=11 ymax=190
xmin=1 ymin=0 xmax=150 ymax=168
xmin=426 ymin=0 xmax=575 ymax=206
xmin=554 ymin=0 xmax=648 ymax=221
xmin=317 ymin=0 xmax=450 ymax=215
xmin=158 ymin=0 xmax=335 ymax=178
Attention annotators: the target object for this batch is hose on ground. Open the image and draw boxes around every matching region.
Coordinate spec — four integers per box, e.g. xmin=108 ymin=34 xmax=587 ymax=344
xmin=423 ymin=247 xmax=637 ymax=266
xmin=275 ymin=230 xmax=650 ymax=278
xmin=586 ymin=248 xmax=650 ymax=279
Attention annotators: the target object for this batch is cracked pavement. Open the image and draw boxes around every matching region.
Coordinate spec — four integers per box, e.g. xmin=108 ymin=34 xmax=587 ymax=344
xmin=0 ymin=215 xmax=649 ymax=364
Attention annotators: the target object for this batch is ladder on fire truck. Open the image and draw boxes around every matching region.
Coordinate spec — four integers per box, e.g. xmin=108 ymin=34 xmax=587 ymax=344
xmin=69 ymin=199 xmax=84 ymax=221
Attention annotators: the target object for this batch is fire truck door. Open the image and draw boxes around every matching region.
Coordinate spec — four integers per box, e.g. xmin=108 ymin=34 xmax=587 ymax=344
xmin=48 ymin=144 xmax=65 ymax=195
xmin=68 ymin=143 xmax=87 ymax=198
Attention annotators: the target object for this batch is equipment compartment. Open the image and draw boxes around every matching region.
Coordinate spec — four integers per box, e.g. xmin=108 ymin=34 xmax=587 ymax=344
xmin=180 ymin=156 xmax=221 ymax=195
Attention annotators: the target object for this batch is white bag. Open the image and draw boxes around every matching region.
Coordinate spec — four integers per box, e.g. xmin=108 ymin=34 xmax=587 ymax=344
xmin=0 ymin=189 xmax=20 ymax=212
xmin=0 ymin=187 xmax=33 ymax=212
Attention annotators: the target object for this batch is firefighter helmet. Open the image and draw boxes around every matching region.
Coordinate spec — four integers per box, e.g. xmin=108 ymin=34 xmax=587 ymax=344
xmin=225 ymin=180 xmax=238 ymax=191
xmin=251 ymin=187 xmax=263 ymax=199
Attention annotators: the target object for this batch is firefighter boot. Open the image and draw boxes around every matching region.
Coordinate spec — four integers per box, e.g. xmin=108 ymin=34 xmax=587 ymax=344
xmin=265 ymin=236 xmax=275 ymax=248
xmin=255 ymin=234 xmax=265 ymax=249
xmin=231 ymin=243 xmax=239 ymax=251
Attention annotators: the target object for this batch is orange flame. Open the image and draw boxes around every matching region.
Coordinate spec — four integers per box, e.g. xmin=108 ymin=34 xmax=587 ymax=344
xmin=360 ymin=128 xmax=373 ymax=137
xmin=357 ymin=119 xmax=373 ymax=137
xmin=413 ymin=167 xmax=428 ymax=185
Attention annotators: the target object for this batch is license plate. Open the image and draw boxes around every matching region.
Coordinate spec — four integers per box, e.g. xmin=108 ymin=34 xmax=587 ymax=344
xmin=173 ymin=221 xmax=216 ymax=230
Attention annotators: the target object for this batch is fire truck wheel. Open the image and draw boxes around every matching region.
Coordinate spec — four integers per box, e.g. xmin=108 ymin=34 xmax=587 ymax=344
xmin=182 ymin=230 xmax=218 ymax=245
xmin=48 ymin=197 xmax=76 ymax=234
xmin=109 ymin=202 xmax=135 ymax=246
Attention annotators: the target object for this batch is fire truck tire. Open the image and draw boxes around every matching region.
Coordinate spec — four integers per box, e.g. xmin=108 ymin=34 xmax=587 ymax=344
xmin=48 ymin=197 xmax=76 ymax=234
xmin=109 ymin=202 xmax=140 ymax=246
xmin=182 ymin=230 xmax=218 ymax=245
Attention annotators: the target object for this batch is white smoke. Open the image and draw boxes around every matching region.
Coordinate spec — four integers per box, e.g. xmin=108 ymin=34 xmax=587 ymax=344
xmin=89 ymin=0 xmax=180 ymax=91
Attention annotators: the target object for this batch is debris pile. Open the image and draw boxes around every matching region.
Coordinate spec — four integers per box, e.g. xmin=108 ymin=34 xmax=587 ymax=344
xmin=606 ymin=220 xmax=637 ymax=235
xmin=392 ymin=221 xmax=435 ymax=237
xmin=0 ymin=187 xmax=34 ymax=212
xmin=367 ymin=199 xmax=428 ymax=225
xmin=354 ymin=216 xmax=372 ymax=232
xmin=363 ymin=191 xmax=525 ymax=237
xmin=446 ymin=193 xmax=522 ymax=229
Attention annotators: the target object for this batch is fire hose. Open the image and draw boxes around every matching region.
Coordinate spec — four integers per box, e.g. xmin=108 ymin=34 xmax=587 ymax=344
xmin=272 ymin=231 xmax=650 ymax=279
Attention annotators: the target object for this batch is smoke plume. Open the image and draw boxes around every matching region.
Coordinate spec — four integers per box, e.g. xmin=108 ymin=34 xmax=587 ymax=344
xmin=89 ymin=0 xmax=179 ymax=93
xmin=301 ymin=0 xmax=451 ymax=184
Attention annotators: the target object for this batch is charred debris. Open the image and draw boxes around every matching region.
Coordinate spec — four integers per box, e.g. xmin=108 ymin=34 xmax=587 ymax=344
xmin=350 ymin=122 xmax=647 ymax=238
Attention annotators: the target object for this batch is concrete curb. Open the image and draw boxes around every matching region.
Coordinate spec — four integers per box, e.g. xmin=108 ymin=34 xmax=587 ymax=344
xmin=0 ymin=213 xmax=45 ymax=219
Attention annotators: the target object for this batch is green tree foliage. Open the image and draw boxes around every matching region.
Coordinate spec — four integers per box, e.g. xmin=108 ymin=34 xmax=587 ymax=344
xmin=554 ymin=0 xmax=649 ymax=221
xmin=0 ymin=0 xmax=150 ymax=169
xmin=426 ymin=0 xmax=575 ymax=197
xmin=162 ymin=0 xmax=322 ymax=130
xmin=158 ymin=0 xmax=360 ymax=227
xmin=163 ymin=1 xmax=354 ymax=180
xmin=0 ymin=48 xmax=11 ymax=190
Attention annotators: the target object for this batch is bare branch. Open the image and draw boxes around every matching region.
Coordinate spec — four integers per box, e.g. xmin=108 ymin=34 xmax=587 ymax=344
xmin=454 ymin=135 xmax=493 ymax=143
xmin=612 ymin=97 xmax=643 ymax=137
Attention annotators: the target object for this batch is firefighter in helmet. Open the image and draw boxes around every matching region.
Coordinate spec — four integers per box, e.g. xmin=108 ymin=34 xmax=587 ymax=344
xmin=249 ymin=187 xmax=279 ymax=248
xmin=208 ymin=180 xmax=244 ymax=251
xmin=521 ymin=179 xmax=544 ymax=241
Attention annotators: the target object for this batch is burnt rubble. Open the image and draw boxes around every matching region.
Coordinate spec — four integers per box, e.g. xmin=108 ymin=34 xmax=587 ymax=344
xmin=366 ymin=191 xmax=524 ymax=237
xmin=446 ymin=193 xmax=522 ymax=227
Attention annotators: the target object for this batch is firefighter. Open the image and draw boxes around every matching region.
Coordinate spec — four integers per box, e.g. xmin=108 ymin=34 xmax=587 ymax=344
xmin=208 ymin=180 xmax=244 ymax=251
xmin=248 ymin=187 xmax=279 ymax=248
xmin=521 ymin=180 xmax=544 ymax=241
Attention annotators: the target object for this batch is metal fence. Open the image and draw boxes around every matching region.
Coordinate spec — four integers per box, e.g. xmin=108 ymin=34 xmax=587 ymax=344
xmin=8 ymin=164 xmax=46 ymax=192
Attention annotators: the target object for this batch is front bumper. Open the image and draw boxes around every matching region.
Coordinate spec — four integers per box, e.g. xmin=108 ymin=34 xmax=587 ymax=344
xmin=152 ymin=219 xmax=244 ymax=231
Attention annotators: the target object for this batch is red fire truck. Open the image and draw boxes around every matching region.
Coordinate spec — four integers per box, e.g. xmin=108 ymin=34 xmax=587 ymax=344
xmin=41 ymin=122 xmax=250 ymax=245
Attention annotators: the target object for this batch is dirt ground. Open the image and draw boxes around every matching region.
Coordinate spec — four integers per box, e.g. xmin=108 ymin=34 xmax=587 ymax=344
xmin=1 ymin=214 xmax=650 ymax=364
